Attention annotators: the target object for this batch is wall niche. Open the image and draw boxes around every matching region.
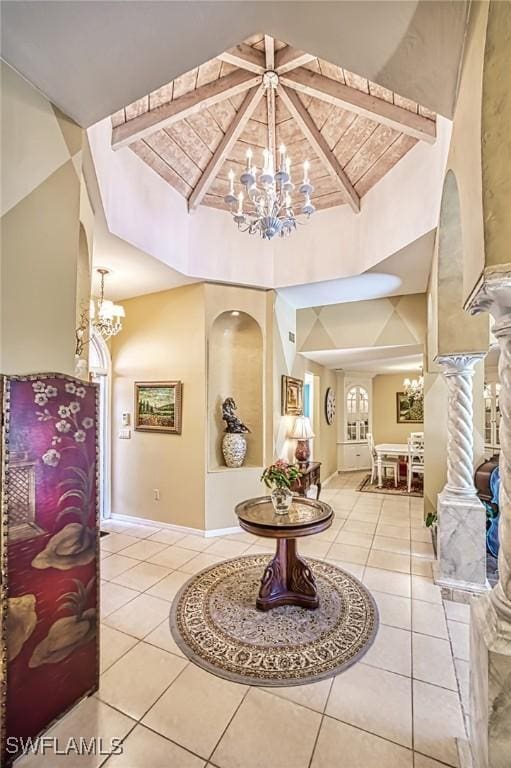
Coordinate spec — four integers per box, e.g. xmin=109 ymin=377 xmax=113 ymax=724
xmin=208 ymin=310 xmax=263 ymax=470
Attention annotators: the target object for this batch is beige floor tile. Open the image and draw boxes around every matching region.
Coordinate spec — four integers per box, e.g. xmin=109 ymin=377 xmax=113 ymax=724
xmin=327 ymin=663 xmax=412 ymax=747
xmin=335 ymin=530 xmax=374 ymax=548
xmin=105 ymin=724 xmax=205 ymax=768
xmin=101 ymin=532 xmax=140 ymax=553
xmin=116 ymin=538 xmax=169 ymax=561
xmin=205 ymin=538 xmax=251 ymax=558
xmin=454 ymin=658 xmax=470 ymax=713
xmin=313 ymin=526 xmax=339 ymax=542
xmin=412 ymin=633 xmax=457 ymax=690
xmin=378 ymin=514 xmax=410 ymax=527
xmin=100 ymin=624 xmax=138 ymax=673
xmin=349 ymin=510 xmax=381 ymax=523
xmin=178 ymin=552 xmax=225 ymax=575
xmin=411 ymin=527 xmax=433 ymax=543
xmin=146 ymin=569 xmax=190 ymax=600
xmin=177 ymin=533 xmax=215 ymax=552
xmin=120 ymin=522 xmax=162 ymax=539
xmin=101 ymin=519 xmax=133 ymax=534
xmin=263 ymin=678 xmax=332 ymax=713
xmin=367 ymin=549 xmax=410 ymax=574
xmin=212 ymin=688 xmax=321 ymax=768
xmin=412 ymin=600 xmax=449 ymax=639
xmin=362 ymin=624 xmax=412 ymax=676
xmin=372 ymin=535 xmax=411 ymax=555
xmin=372 ymin=590 xmax=412 ymax=630
xmin=111 ymin=561 xmax=170 ymax=591
xmin=363 ymin=566 xmax=411 ymax=598
xmin=142 ymin=664 xmax=246 ymax=759
xmin=411 ymin=541 xmax=435 ymax=559
xmin=148 ymin=544 xmax=197 ymax=569
xmin=15 ymin=697 xmax=136 ymax=768
xmin=327 ymin=542 xmax=369 ymax=565
xmin=100 ymin=549 xmax=112 ymax=561
xmin=311 ymin=717 xmax=413 ymax=768
xmin=413 ymin=755 xmax=452 ymax=768
xmin=104 ymin=593 xmax=170 ymax=638
xmin=225 ymin=531 xmax=255 ymax=544
xmin=101 ymin=582 xmax=139 ymax=618
xmin=448 ymin=619 xmax=470 ymax=661
xmin=376 ymin=523 xmax=411 ymax=540
xmin=297 ymin=538 xmax=331 ymax=558
xmin=147 ymin=528 xmax=187 ymax=545
xmin=411 ymin=576 xmax=442 ymax=604
xmin=413 ymin=679 xmax=465 ymax=766
xmin=98 ymin=641 xmax=186 ymax=720
xmin=444 ymin=600 xmax=471 ymax=624
xmin=342 ymin=519 xmax=377 ymax=534
xmin=326 ymin=558 xmax=365 ymax=579
xmin=411 ymin=557 xmax=433 ymax=578
xmin=101 ymin=553 xmax=139 ymax=580
xmin=144 ymin=619 xmax=186 ymax=657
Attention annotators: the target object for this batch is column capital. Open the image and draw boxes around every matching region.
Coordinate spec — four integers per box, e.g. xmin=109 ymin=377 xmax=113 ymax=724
xmin=466 ymin=264 xmax=511 ymax=329
xmin=434 ymin=353 xmax=486 ymax=377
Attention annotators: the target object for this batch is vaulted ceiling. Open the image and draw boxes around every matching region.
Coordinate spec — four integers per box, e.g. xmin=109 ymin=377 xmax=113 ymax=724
xmin=111 ymin=34 xmax=436 ymax=214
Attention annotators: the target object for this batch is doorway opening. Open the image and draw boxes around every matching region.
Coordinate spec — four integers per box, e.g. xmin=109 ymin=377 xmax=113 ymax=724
xmin=89 ymin=331 xmax=112 ymax=520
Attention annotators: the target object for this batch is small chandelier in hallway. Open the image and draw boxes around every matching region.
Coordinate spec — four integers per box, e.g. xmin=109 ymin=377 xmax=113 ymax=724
xmin=90 ymin=268 xmax=125 ymax=340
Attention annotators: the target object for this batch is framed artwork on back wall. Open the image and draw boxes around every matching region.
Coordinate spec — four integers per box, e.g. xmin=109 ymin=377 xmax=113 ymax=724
xmin=282 ymin=376 xmax=303 ymax=416
xmin=134 ymin=381 xmax=183 ymax=434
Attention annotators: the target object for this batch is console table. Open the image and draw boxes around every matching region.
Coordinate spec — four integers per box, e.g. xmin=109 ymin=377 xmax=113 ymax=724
xmin=235 ymin=496 xmax=333 ymax=610
xmin=292 ymin=461 xmax=321 ymax=499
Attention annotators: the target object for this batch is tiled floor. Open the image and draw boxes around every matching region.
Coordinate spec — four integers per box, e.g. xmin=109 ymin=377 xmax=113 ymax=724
xmin=17 ymin=472 xmax=471 ymax=768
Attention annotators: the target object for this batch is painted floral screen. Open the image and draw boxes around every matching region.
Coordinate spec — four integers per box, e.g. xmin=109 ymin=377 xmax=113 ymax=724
xmin=1 ymin=374 xmax=99 ymax=765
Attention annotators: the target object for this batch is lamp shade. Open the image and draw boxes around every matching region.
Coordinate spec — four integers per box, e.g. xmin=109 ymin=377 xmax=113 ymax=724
xmin=288 ymin=416 xmax=315 ymax=440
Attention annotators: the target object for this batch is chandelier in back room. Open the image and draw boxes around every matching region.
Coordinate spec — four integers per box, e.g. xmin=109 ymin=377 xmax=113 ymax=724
xmin=223 ymin=71 xmax=315 ymax=240
xmin=90 ymin=268 xmax=125 ymax=340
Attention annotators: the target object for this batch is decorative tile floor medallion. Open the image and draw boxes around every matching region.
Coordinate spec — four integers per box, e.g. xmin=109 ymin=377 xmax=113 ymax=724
xmin=170 ymin=554 xmax=378 ymax=686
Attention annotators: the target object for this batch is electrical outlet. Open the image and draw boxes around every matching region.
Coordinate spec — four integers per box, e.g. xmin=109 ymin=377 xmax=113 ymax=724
xmin=153 ymin=489 xmax=160 ymax=501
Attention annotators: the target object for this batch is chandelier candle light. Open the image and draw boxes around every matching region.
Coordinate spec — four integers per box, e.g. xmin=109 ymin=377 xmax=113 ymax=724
xmin=90 ymin=268 xmax=125 ymax=340
xmin=403 ymin=374 xmax=424 ymax=403
xmin=224 ymin=144 xmax=315 ymax=240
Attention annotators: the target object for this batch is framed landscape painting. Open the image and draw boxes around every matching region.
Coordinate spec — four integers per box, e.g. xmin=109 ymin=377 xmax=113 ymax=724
xmin=135 ymin=381 xmax=182 ymax=434
xmin=282 ymin=375 xmax=304 ymax=416
xmin=396 ymin=392 xmax=423 ymax=424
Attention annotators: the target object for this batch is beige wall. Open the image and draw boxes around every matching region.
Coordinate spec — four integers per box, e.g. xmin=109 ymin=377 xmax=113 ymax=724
xmin=372 ymin=372 xmax=424 ymax=444
xmin=110 ymin=284 xmax=206 ymax=529
xmin=1 ymin=62 xmax=83 ymax=375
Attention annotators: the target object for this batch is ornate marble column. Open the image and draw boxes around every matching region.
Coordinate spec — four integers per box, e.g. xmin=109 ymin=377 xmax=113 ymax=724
xmin=434 ymin=353 xmax=488 ymax=592
xmin=466 ymin=268 xmax=511 ymax=768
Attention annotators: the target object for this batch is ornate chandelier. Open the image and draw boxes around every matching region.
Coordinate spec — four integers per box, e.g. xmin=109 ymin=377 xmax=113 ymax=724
xmin=90 ymin=268 xmax=125 ymax=340
xmin=403 ymin=374 xmax=424 ymax=403
xmin=223 ymin=70 xmax=315 ymax=240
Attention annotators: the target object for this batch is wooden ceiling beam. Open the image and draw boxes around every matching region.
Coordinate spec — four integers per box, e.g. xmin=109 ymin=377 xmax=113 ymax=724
xmin=188 ymin=84 xmax=265 ymax=211
xmin=278 ymin=85 xmax=360 ymax=213
xmin=264 ymin=35 xmax=275 ymax=70
xmin=217 ymin=44 xmax=265 ymax=75
xmin=112 ymin=70 xmax=262 ymax=149
xmin=267 ymin=88 xmax=276 ymax=161
xmin=275 ymin=48 xmax=316 ymax=75
xmin=280 ymin=68 xmax=436 ymax=144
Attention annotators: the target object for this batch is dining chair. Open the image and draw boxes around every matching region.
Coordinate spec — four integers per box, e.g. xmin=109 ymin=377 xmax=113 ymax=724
xmin=367 ymin=433 xmax=399 ymax=487
xmin=407 ymin=436 xmax=425 ymax=492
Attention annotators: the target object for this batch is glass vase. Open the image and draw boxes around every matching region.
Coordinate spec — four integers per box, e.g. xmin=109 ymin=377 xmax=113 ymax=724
xmin=270 ymin=486 xmax=293 ymax=515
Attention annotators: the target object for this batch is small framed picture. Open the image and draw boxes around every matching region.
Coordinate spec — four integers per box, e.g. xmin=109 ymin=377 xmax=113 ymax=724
xmin=396 ymin=392 xmax=423 ymax=424
xmin=134 ymin=381 xmax=183 ymax=434
xmin=282 ymin=375 xmax=304 ymax=416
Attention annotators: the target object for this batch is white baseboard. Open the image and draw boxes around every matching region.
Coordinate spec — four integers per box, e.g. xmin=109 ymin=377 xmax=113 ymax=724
xmin=111 ymin=512 xmax=241 ymax=539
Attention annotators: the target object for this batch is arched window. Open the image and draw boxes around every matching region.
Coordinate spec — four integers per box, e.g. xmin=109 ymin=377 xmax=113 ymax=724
xmin=484 ymin=382 xmax=501 ymax=451
xmin=346 ymin=385 xmax=369 ymax=441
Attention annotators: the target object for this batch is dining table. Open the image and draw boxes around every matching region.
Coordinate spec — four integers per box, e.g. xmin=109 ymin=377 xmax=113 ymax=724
xmin=375 ymin=442 xmax=424 ymax=487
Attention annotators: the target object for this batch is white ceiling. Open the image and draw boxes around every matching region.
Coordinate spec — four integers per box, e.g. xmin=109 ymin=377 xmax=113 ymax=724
xmin=303 ymin=344 xmax=424 ymax=374
xmin=1 ymin=2 xmax=468 ymax=126
xmin=277 ymin=230 xmax=434 ymax=308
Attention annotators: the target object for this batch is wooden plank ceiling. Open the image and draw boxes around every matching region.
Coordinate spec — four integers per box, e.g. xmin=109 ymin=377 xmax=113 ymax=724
xmin=111 ymin=33 xmax=436 ymax=214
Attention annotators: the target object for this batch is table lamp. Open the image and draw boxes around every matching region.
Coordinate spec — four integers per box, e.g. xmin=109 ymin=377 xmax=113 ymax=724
xmin=288 ymin=416 xmax=315 ymax=465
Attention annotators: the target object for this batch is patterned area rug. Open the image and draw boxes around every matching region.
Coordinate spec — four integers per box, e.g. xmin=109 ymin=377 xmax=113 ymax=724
xmin=170 ymin=554 xmax=378 ymax=687
xmin=358 ymin=473 xmax=423 ymax=497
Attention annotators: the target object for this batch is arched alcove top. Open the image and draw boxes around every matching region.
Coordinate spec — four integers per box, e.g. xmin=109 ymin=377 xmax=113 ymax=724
xmin=209 ymin=309 xmax=263 ymax=339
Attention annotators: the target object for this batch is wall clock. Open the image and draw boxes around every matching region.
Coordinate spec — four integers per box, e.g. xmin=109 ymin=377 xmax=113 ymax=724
xmin=325 ymin=387 xmax=336 ymax=425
